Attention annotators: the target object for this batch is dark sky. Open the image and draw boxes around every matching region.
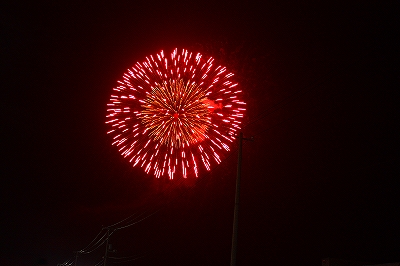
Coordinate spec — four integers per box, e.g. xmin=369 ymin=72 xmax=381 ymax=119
xmin=1 ymin=1 xmax=399 ymax=266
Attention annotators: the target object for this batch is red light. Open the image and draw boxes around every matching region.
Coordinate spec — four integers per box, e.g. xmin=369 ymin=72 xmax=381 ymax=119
xmin=106 ymin=49 xmax=246 ymax=179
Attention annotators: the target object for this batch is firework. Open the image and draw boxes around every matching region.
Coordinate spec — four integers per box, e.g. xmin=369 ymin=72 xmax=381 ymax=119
xmin=106 ymin=48 xmax=246 ymax=179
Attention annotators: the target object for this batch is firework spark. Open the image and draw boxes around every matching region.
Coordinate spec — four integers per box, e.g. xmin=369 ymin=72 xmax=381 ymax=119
xmin=106 ymin=48 xmax=246 ymax=179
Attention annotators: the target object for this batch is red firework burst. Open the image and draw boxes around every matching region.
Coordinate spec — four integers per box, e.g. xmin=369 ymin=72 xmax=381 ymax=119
xmin=106 ymin=48 xmax=246 ymax=179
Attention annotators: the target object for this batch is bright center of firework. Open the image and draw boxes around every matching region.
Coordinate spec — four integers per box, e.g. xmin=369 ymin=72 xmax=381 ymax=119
xmin=140 ymin=79 xmax=212 ymax=148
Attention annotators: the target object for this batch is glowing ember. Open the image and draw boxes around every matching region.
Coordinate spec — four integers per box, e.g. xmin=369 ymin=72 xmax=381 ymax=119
xmin=106 ymin=48 xmax=246 ymax=179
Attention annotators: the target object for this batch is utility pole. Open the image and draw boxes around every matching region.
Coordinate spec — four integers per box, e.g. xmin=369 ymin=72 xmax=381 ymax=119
xmin=230 ymin=132 xmax=252 ymax=266
xmin=74 ymin=251 xmax=79 ymax=266
xmin=103 ymin=227 xmax=111 ymax=266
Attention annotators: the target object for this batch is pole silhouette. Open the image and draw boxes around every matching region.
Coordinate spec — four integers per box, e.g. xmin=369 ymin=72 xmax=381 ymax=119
xmin=230 ymin=132 xmax=243 ymax=266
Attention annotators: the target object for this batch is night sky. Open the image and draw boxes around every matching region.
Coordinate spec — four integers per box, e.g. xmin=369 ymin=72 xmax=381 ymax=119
xmin=2 ymin=1 xmax=399 ymax=266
